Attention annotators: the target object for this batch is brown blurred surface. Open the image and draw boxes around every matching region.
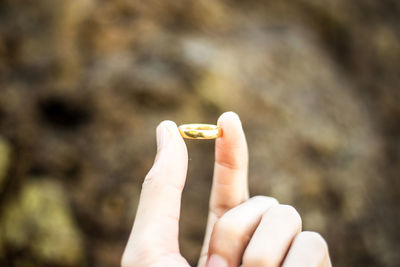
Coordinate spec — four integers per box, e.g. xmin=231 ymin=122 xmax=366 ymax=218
xmin=0 ymin=0 xmax=399 ymax=266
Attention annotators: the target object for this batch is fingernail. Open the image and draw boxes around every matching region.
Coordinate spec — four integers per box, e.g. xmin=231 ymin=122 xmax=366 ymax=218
xmin=156 ymin=121 xmax=175 ymax=150
xmin=207 ymin=254 xmax=228 ymax=267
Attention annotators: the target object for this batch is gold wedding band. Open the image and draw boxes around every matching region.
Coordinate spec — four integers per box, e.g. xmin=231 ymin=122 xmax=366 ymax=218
xmin=178 ymin=124 xmax=222 ymax=139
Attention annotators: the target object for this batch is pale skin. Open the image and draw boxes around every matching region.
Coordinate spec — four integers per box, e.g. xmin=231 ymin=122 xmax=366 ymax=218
xmin=122 ymin=112 xmax=332 ymax=267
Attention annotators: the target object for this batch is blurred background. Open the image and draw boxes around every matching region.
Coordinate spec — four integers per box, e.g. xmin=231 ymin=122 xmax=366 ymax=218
xmin=0 ymin=0 xmax=399 ymax=266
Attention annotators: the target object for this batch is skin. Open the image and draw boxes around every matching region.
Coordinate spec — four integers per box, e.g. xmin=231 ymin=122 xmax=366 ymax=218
xmin=121 ymin=112 xmax=332 ymax=267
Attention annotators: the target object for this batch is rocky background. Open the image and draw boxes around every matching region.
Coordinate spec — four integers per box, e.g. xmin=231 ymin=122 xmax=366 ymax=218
xmin=0 ymin=0 xmax=399 ymax=266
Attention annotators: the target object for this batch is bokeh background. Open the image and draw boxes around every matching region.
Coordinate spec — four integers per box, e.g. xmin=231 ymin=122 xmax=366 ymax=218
xmin=0 ymin=0 xmax=399 ymax=266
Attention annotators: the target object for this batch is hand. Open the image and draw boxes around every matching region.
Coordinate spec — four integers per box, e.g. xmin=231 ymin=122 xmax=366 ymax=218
xmin=121 ymin=112 xmax=332 ymax=267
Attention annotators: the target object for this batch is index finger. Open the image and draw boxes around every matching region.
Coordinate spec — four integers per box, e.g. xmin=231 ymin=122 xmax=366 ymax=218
xmin=198 ymin=111 xmax=249 ymax=266
xmin=211 ymin=111 xmax=249 ymax=215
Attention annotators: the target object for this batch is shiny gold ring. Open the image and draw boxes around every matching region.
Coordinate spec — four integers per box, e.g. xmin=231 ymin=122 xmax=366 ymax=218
xmin=178 ymin=124 xmax=222 ymax=139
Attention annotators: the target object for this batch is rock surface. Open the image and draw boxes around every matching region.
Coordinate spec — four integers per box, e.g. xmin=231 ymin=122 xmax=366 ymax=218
xmin=0 ymin=138 xmax=11 ymax=191
xmin=0 ymin=179 xmax=85 ymax=266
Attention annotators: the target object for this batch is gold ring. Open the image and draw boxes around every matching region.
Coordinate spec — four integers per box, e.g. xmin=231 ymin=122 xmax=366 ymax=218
xmin=178 ymin=124 xmax=222 ymax=139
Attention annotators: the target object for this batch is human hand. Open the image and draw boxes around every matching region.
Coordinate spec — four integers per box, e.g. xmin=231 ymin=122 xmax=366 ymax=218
xmin=121 ymin=112 xmax=332 ymax=267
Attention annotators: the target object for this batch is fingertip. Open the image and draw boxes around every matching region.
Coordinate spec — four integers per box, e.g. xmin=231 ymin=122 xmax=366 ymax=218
xmin=156 ymin=120 xmax=187 ymax=161
xmin=157 ymin=120 xmax=178 ymax=133
xmin=157 ymin=120 xmax=185 ymax=141
xmin=217 ymin=111 xmax=241 ymax=127
xmin=216 ymin=112 xmax=246 ymax=146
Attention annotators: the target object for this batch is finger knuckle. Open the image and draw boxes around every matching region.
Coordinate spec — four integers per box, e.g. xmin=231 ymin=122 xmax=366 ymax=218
xmin=141 ymin=176 xmax=157 ymax=190
xmin=214 ymin=217 xmax=242 ymax=240
xmin=267 ymin=205 xmax=302 ymax=229
xmin=143 ymin=169 xmax=159 ymax=186
xmin=215 ymin=157 xmax=243 ymax=170
xmin=250 ymin=195 xmax=279 ymax=206
xmin=297 ymin=231 xmax=329 ymax=253
xmin=281 ymin=205 xmax=301 ymax=225
xmin=242 ymin=258 xmax=267 ymax=267
xmin=242 ymin=252 xmax=276 ymax=267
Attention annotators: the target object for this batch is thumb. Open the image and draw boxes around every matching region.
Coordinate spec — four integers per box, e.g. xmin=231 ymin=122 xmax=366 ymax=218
xmin=123 ymin=120 xmax=188 ymax=262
